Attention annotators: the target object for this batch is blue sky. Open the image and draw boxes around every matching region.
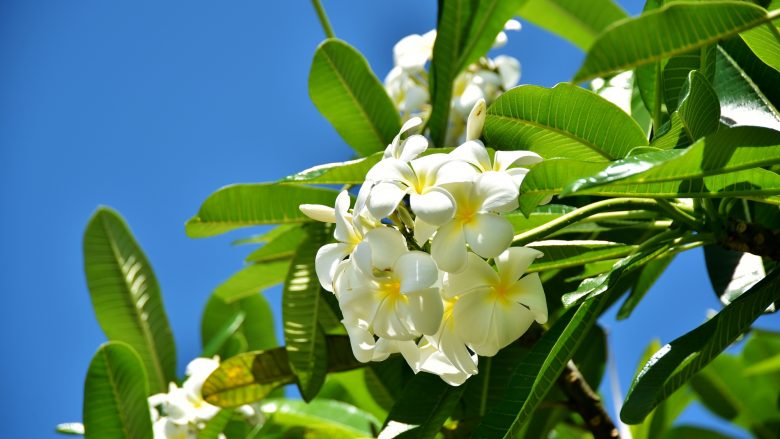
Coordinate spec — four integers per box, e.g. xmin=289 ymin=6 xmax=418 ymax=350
xmin=1 ymin=1 xmax=775 ymax=437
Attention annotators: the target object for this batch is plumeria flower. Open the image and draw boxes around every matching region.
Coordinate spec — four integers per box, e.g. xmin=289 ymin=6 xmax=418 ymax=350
xmin=385 ymin=66 xmax=430 ymax=118
xmin=393 ymin=29 xmax=437 ymax=71
xmin=333 ymin=227 xmax=444 ymax=350
xmin=364 ymin=152 xmax=472 ymax=227
xmin=492 ymin=19 xmax=522 ymax=49
xmin=383 ymin=117 xmax=428 ymax=162
xmin=300 ymin=191 xmax=379 ymax=292
xmin=450 ymin=139 xmax=543 ymax=196
xmin=431 ymin=173 xmax=517 ymax=272
xmin=493 ymin=55 xmax=521 ymax=90
xmin=445 ymin=248 xmax=547 ymax=356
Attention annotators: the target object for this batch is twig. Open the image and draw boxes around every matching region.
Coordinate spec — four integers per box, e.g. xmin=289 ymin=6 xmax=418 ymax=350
xmin=558 ymin=360 xmax=620 ymax=439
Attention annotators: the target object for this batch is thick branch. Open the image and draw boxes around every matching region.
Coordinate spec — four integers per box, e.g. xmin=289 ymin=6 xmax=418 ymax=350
xmin=558 ymin=360 xmax=620 ymax=439
xmin=721 ymin=218 xmax=780 ymax=261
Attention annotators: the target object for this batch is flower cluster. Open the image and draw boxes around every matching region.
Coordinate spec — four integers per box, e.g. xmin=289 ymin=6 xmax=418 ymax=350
xmin=385 ymin=21 xmax=522 ymax=145
xmin=300 ymin=102 xmax=547 ymax=385
xmin=148 ymin=357 xmax=260 ymax=438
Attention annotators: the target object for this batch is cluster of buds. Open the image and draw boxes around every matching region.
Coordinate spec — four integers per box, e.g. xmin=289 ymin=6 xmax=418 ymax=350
xmin=301 ymin=100 xmax=548 ymax=385
xmin=384 ymin=21 xmax=522 ymax=145
xmin=148 ymin=357 xmax=260 ymax=438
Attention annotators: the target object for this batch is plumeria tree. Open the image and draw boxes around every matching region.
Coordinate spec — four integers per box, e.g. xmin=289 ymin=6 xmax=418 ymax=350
xmin=61 ymin=0 xmax=780 ymax=438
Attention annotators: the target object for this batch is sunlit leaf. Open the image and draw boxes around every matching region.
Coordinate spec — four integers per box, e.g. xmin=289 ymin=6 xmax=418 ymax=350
xmin=83 ymin=342 xmax=153 ymax=439
xmin=526 ymin=240 xmax=637 ymax=273
xmin=257 ymin=398 xmax=380 ymax=438
xmin=83 ymin=207 xmax=176 ymax=394
xmin=213 ymin=260 xmax=291 ymax=303
xmin=740 ymin=23 xmax=780 ymax=74
xmin=309 ymin=39 xmax=401 ymax=157
xmin=245 ymin=225 xmax=305 ymax=263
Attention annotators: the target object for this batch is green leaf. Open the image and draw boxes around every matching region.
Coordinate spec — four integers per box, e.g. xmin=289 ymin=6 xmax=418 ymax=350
xmin=674 ymin=70 xmax=721 ymax=140
xmin=201 ymin=293 xmax=278 ymax=359
xmin=525 ymin=240 xmax=638 ymax=273
xmin=213 ymin=260 xmax=291 ymax=303
xmin=661 ymin=51 xmax=702 ymax=114
xmin=484 ymin=83 xmax=648 ymax=162
xmin=662 ymin=426 xmax=733 ymax=439
xmin=245 ymin=225 xmax=305 ymax=263
xmin=257 ymin=398 xmax=380 ymax=438
xmin=565 ymin=126 xmax=780 ymax=196
xmin=283 ymin=223 xmax=331 ymax=401
xmin=704 ymin=245 xmax=767 ymax=307
xmin=231 ymin=224 xmax=299 ymax=246
xmin=317 ymin=368 xmax=390 ymax=421
xmin=620 ymin=268 xmax=780 ymax=424
xmin=197 ymin=410 xmax=234 ymax=439
xmin=280 ymin=153 xmax=382 ymax=185
xmin=740 ymin=23 xmax=780 ymax=73
xmin=517 ymin=0 xmax=627 ymax=51
xmin=472 ymin=293 xmax=608 ymax=438
xmin=574 ymin=1 xmax=771 ymax=82
xmin=517 ymin=159 xmax=607 ymax=214
xmin=308 ymin=39 xmax=401 ymax=156
xmin=428 ymin=0 xmax=519 ymax=147
xmin=617 ymin=255 xmax=674 ymax=320
xmin=83 ymin=207 xmax=176 ymax=394
xmin=505 ymin=205 xmax=575 ymax=233
xmin=83 ymin=342 xmax=153 ymax=439
xmin=713 ymin=43 xmax=780 ymax=130
xmin=745 ymin=353 xmax=780 ymax=375
xmin=381 ymin=372 xmax=465 ymax=438
xmin=201 ymin=336 xmax=362 ymax=407
xmin=186 ymin=184 xmax=340 ymax=238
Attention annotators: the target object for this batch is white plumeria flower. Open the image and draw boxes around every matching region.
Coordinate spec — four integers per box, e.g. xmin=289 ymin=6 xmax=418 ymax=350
xmin=300 ymin=191 xmax=379 ymax=292
xmin=365 ymin=153 xmax=472 ymax=226
xmin=384 ymin=117 xmax=428 ymax=162
xmin=393 ymin=30 xmax=436 ymax=70
xmin=334 ymin=227 xmax=444 ymax=348
xmin=450 ymin=139 xmax=543 ymax=196
xmin=431 ymin=173 xmax=517 ymax=272
xmin=445 ymin=248 xmax=547 ymax=356
xmin=493 ymin=55 xmax=521 ymax=90
xmin=466 ymin=98 xmax=487 ymax=142
xmin=385 ymin=66 xmax=430 ymax=118
xmin=493 ymin=19 xmax=522 ymax=49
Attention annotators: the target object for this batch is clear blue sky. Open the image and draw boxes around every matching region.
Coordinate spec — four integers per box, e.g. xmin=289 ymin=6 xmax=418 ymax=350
xmin=1 ymin=1 xmax=775 ymax=438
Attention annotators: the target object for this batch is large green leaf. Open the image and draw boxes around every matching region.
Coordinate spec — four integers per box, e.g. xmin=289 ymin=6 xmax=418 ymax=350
xmin=516 ymin=159 xmax=606 ymax=214
xmin=317 ymin=368 xmax=390 ymax=421
xmin=740 ymin=23 xmax=780 ymax=73
xmin=472 ymin=293 xmax=608 ymax=438
xmin=83 ymin=207 xmax=176 ymax=394
xmin=83 ymin=342 xmax=153 ymax=439
xmin=652 ymin=66 xmax=720 ymax=148
xmin=565 ymin=126 xmax=780 ymax=196
xmin=308 ymin=39 xmax=401 ymax=156
xmin=713 ymin=42 xmax=780 ymax=130
xmin=213 ymin=260 xmax=291 ymax=303
xmin=662 ymin=426 xmax=733 ymax=439
xmin=428 ymin=0 xmax=519 ymax=147
xmin=617 ymin=255 xmax=674 ymax=320
xmin=525 ymin=240 xmax=637 ymax=273
xmin=257 ymin=399 xmax=380 ymax=439
xmin=517 ymin=0 xmax=627 ymax=51
xmin=186 ymin=184 xmax=340 ymax=238
xmin=201 ymin=336 xmax=362 ymax=407
xmin=574 ymin=1 xmax=771 ymax=82
xmin=282 ymin=223 xmax=330 ymax=401
xmin=280 ymin=153 xmax=382 ymax=185
xmin=201 ymin=293 xmax=278 ymax=359
xmin=380 ymin=372 xmax=465 ymax=438
xmin=245 ymin=225 xmax=305 ymax=263
xmin=197 ymin=410 xmax=233 ymax=439
xmin=703 ymin=245 xmax=768 ymax=307
xmin=620 ymin=268 xmax=780 ymax=424
xmin=484 ymin=83 xmax=648 ymax=162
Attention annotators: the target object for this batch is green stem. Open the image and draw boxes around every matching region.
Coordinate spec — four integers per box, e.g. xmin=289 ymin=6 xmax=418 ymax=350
xmin=513 ymin=199 xmax=672 ymax=246
xmin=655 ymin=199 xmax=703 ymax=230
xmin=651 ymin=62 xmax=664 ymax=136
xmin=311 ymin=0 xmax=335 ymax=39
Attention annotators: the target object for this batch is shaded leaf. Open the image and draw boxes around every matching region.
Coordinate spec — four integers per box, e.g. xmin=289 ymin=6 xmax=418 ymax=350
xmin=83 ymin=342 xmax=153 ymax=439
xmin=245 ymin=225 xmax=305 ymax=263
xmin=526 ymin=240 xmax=637 ymax=273
xmin=662 ymin=426 xmax=732 ymax=439
xmin=83 ymin=207 xmax=176 ymax=394
xmin=201 ymin=293 xmax=278 ymax=359
xmin=309 ymin=39 xmax=401 ymax=156
xmin=186 ymin=184 xmax=340 ymax=238
xmin=574 ymin=1 xmax=771 ymax=82
xmin=620 ymin=268 xmax=780 ymax=424
xmin=257 ymin=398 xmax=380 ymax=438
xmin=381 ymin=372 xmax=465 ymax=438
xmin=484 ymin=83 xmax=648 ymax=162
xmin=197 ymin=410 xmax=233 ymax=439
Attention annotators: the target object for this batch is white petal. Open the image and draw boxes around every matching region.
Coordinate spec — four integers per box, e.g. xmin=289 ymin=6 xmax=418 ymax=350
xmin=413 ymin=217 xmax=437 ymax=244
xmin=401 ymin=287 xmax=444 ymax=336
xmin=505 ymin=19 xmax=521 ymax=31
xmin=436 ymin=322 xmax=479 ymax=375
xmin=493 ymin=150 xmax=543 ymax=171
xmin=494 ymin=55 xmax=521 ymax=90
xmin=394 ymin=251 xmax=439 ymax=293
xmin=465 ymin=213 xmax=513 ymax=259
xmin=315 ymin=243 xmax=350 ymax=292
xmin=418 ymin=342 xmax=475 ymax=386
xmin=510 ymin=273 xmax=548 ymax=324
xmin=435 ymin=159 xmax=480 ymax=185
xmin=373 ymin=298 xmax=413 ymax=340
xmin=363 ymin=227 xmax=408 ymax=271
xmin=409 ymin=153 xmax=451 ymax=182
xmin=299 ymin=204 xmax=336 ymax=223
xmin=431 ymin=221 xmax=468 ymax=273
xmin=333 ymin=191 xmax=358 ymax=243
xmin=366 ymin=157 xmax=416 ymax=183
xmin=474 ymin=172 xmax=519 ymax=212
xmin=397 ymin=135 xmax=428 ymax=162
xmin=410 ymin=188 xmax=455 ymax=226
xmin=492 ymin=31 xmax=508 ymax=49
xmin=476 ymin=301 xmax=534 ymax=356
xmin=495 ymin=246 xmax=544 ymax=284
xmin=443 ymin=252 xmax=498 ymax=298
xmin=450 ymin=140 xmax=491 ymax=171
xmin=400 ymin=116 xmax=423 ymax=135
xmin=367 ymin=181 xmax=408 ymax=220
xmin=466 ymin=99 xmax=487 ymax=141
xmin=506 ymin=167 xmax=531 ymax=188
xmin=452 ymin=287 xmax=495 ymax=353
xmin=343 ymin=322 xmax=376 ymax=363
xmin=394 ymin=34 xmax=433 ymax=69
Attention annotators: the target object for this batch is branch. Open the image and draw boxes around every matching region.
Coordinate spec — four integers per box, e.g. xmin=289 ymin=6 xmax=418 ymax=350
xmin=558 ymin=360 xmax=620 ymax=439
xmin=721 ymin=218 xmax=780 ymax=260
